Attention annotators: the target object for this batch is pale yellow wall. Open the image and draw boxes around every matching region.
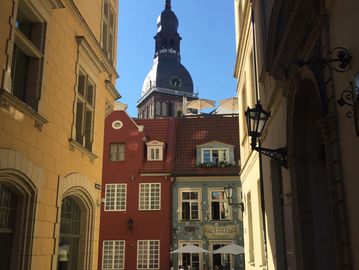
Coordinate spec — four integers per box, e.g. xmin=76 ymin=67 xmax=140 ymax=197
xmin=234 ymin=1 xmax=275 ymax=269
xmin=0 ymin=0 xmax=119 ymax=269
xmin=240 ymin=153 xmax=266 ymax=270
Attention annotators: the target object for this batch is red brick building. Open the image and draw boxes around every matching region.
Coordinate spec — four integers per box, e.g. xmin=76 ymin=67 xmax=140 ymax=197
xmin=98 ymin=110 xmax=176 ymax=269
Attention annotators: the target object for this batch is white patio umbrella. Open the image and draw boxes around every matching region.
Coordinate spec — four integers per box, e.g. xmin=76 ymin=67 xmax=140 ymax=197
xmin=170 ymin=244 xmax=210 ymax=254
xmin=212 ymin=243 xmax=244 ymax=255
xmin=187 ymin=99 xmax=216 ymax=111
xmin=219 ymin=97 xmax=238 ymax=112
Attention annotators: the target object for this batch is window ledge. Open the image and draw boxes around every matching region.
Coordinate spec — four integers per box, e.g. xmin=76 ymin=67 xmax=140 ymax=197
xmin=0 ymin=89 xmax=48 ymax=131
xmin=195 ymin=162 xmax=237 ymax=168
xmin=69 ymin=138 xmax=98 ymax=162
xmin=48 ymin=0 xmax=65 ymax=9
xmin=179 ymin=220 xmax=201 ymax=223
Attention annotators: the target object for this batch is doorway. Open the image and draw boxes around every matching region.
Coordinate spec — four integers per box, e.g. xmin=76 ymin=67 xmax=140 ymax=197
xmin=289 ymin=79 xmax=337 ymax=269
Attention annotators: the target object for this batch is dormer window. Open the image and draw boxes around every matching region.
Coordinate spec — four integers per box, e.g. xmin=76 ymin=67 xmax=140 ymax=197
xmin=202 ymin=148 xmax=228 ymax=164
xmin=146 ymin=140 xmax=164 ymax=161
xmin=196 ymin=141 xmax=235 ymax=166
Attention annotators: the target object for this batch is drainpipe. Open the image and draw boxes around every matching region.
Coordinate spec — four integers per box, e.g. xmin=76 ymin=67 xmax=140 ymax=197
xmin=170 ymin=175 xmax=176 ymax=269
xmin=251 ymin=0 xmax=269 ymax=264
xmin=258 ymin=141 xmax=268 ymax=264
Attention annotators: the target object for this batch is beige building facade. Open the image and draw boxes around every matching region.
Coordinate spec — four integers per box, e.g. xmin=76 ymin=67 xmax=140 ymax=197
xmin=0 ymin=0 xmax=120 ymax=269
xmin=234 ymin=0 xmax=359 ymax=270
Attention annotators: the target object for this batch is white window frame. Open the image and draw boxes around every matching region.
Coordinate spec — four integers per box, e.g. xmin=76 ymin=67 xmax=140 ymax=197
xmin=74 ymin=69 xmax=96 ymax=151
xmin=109 ymin=143 xmax=125 ymax=161
xmin=102 ymin=240 xmax=125 ymax=269
xmin=146 ymin=141 xmax=164 ymax=161
xmin=102 ymin=0 xmax=116 ymax=62
xmin=137 ymin=240 xmax=160 ymax=269
xmin=139 ymin=183 xmax=161 ymax=211
xmin=201 ymin=148 xmax=229 ymax=164
xmin=209 ymin=240 xmax=234 ymax=269
xmin=179 ymin=189 xmax=202 ymax=222
xmin=208 ymin=189 xmax=231 ymax=221
xmin=105 ymin=184 xmax=127 ymax=211
xmin=177 ymin=241 xmax=203 ymax=270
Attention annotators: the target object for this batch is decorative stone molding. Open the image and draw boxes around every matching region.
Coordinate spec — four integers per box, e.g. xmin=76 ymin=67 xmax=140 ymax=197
xmin=48 ymin=0 xmax=65 ymax=9
xmin=0 ymin=90 xmax=48 ymax=131
xmin=52 ymin=172 xmax=100 ymax=270
xmin=101 ymin=59 xmax=114 ymax=79
xmin=0 ymin=148 xmax=44 ymax=191
xmin=0 ymin=95 xmax=10 ymax=109
xmin=68 ymin=138 xmax=98 ymax=163
xmin=105 ymin=79 xmax=121 ymax=100
xmin=68 ymin=0 xmax=119 ymax=78
xmin=0 ymin=148 xmax=45 ymax=270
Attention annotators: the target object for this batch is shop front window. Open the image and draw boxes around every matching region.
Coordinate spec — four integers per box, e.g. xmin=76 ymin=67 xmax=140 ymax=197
xmin=212 ymin=244 xmax=231 ymax=270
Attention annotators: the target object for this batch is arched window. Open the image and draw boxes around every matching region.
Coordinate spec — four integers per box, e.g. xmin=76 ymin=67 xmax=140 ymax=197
xmin=150 ymin=103 xmax=153 ymax=118
xmin=146 ymin=106 xmax=150 ymax=119
xmin=169 ymin=39 xmax=175 ymax=49
xmin=162 ymin=102 xmax=167 ymax=116
xmin=0 ymin=184 xmax=17 ymax=269
xmin=0 ymin=170 xmax=37 ymax=270
xmin=58 ymin=197 xmax=81 ymax=270
xmin=160 ymin=38 xmax=167 ymax=49
xmin=155 ymin=101 xmax=161 ymax=116
xmin=168 ymin=103 xmax=174 ymax=116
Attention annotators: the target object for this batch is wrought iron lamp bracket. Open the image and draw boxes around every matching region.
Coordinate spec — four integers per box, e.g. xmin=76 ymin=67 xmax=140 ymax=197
xmin=337 ymin=84 xmax=356 ymax=118
xmin=337 ymin=83 xmax=359 ymax=136
xmin=228 ymin=201 xmax=245 ymax=212
xmin=252 ymin=145 xmax=288 ymax=168
xmin=297 ymin=47 xmax=352 ymax=73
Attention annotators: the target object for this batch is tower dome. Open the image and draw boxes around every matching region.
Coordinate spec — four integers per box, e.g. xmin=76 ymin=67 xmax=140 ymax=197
xmin=138 ymin=0 xmax=197 ymax=119
xmin=141 ymin=0 xmax=193 ymax=97
xmin=141 ymin=59 xmax=194 ymax=96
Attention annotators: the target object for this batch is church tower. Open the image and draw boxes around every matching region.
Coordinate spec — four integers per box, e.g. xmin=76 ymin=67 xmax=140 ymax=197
xmin=137 ymin=0 xmax=197 ymax=118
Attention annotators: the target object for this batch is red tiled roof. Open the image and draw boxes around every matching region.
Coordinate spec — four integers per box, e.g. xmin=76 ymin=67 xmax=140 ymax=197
xmin=134 ymin=118 xmax=176 ymax=173
xmin=135 ymin=118 xmax=172 ymax=142
xmin=173 ymin=115 xmax=240 ymax=176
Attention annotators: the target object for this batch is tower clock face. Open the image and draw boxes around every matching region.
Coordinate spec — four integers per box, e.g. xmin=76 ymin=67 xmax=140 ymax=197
xmin=170 ymin=76 xmax=182 ymax=89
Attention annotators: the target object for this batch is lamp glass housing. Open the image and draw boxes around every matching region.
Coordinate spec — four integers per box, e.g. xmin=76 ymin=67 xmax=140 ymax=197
xmin=224 ymin=184 xmax=233 ymax=200
xmin=245 ymin=101 xmax=270 ymax=139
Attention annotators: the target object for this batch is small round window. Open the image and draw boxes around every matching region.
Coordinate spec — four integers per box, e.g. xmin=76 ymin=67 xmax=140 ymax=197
xmin=112 ymin=120 xmax=123 ymax=129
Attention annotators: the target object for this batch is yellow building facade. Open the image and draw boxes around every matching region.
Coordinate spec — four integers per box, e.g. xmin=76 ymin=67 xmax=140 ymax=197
xmin=235 ymin=0 xmax=359 ymax=270
xmin=0 ymin=0 xmax=119 ymax=269
xmin=234 ymin=1 xmax=267 ymax=269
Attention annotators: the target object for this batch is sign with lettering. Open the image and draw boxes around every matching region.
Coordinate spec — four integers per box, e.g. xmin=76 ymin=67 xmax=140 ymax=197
xmin=203 ymin=224 xmax=239 ymax=239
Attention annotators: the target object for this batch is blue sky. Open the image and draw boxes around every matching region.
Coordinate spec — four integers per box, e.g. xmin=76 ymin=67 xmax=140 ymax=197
xmin=116 ymin=0 xmax=237 ymax=117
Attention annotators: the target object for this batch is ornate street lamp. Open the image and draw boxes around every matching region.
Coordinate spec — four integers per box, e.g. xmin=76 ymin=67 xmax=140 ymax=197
xmin=245 ymin=101 xmax=288 ymax=168
xmin=224 ymin=184 xmax=244 ymax=212
xmin=127 ymin=218 xmax=134 ymax=232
